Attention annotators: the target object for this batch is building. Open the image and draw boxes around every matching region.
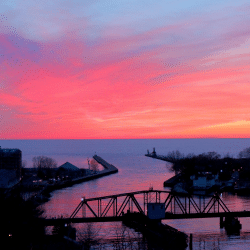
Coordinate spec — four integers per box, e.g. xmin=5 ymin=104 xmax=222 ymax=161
xmin=58 ymin=162 xmax=80 ymax=172
xmin=0 ymin=147 xmax=22 ymax=188
xmin=0 ymin=147 xmax=22 ymax=170
xmin=57 ymin=162 xmax=86 ymax=179
xmin=190 ymin=172 xmax=219 ymax=190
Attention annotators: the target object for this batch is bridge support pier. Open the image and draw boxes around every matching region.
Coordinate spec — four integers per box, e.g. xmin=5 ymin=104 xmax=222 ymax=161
xmin=224 ymin=217 xmax=242 ymax=235
xmin=189 ymin=233 xmax=193 ymax=250
xmin=220 ymin=216 xmax=224 ymax=228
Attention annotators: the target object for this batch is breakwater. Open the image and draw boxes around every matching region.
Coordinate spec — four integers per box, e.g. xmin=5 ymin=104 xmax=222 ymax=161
xmin=69 ymin=154 xmax=118 ymax=184
xmin=145 ymin=150 xmax=174 ymax=163
xmin=93 ymin=155 xmax=118 ymax=172
xmin=40 ymin=155 xmax=118 ymax=197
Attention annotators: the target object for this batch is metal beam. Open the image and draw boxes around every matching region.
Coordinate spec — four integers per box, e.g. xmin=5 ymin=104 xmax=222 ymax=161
xmin=70 ymin=190 xmax=231 ymax=221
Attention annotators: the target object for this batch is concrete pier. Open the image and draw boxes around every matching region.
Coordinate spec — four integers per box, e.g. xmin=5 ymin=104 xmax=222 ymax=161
xmin=43 ymin=155 xmax=118 ymax=193
xmin=93 ymin=155 xmax=118 ymax=173
xmin=145 ymin=148 xmax=175 ymax=163
xmin=71 ymin=155 xmax=118 ymax=184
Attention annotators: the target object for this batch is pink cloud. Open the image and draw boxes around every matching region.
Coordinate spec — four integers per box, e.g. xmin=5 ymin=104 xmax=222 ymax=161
xmin=2 ymin=10 xmax=250 ymax=139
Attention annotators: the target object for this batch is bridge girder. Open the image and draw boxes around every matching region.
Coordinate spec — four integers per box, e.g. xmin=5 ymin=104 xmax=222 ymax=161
xmin=70 ymin=190 xmax=230 ymax=220
xmin=40 ymin=190 xmax=250 ymax=226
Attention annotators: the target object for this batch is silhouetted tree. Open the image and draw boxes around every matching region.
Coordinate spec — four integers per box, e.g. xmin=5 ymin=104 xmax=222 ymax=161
xmin=238 ymin=147 xmax=250 ymax=158
xmin=198 ymin=151 xmax=221 ymax=161
xmin=112 ymin=223 xmax=146 ymax=250
xmin=32 ymin=156 xmax=57 ymax=169
xmin=166 ymin=150 xmax=184 ymax=163
xmin=33 ymin=156 xmax=57 ymax=179
xmin=78 ymin=223 xmax=101 ymax=250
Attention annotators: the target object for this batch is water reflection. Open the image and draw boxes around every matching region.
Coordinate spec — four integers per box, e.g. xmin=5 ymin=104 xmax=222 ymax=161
xmin=192 ymin=232 xmax=250 ymax=250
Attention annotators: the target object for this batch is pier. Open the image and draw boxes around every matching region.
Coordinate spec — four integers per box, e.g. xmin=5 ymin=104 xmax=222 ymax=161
xmin=93 ymin=155 xmax=118 ymax=173
xmin=145 ymin=148 xmax=174 ymax=163
xmin=71 ymin=154 xmax=118 ymax=183
xmin=70 ymin=155 xmax=118 ymax=183
xmin=43 ymin=155 xmax=118 ymax=193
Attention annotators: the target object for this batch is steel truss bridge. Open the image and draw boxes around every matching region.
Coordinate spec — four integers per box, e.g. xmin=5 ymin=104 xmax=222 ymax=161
xmin=41 ymin=190 xmax=250 ymax=225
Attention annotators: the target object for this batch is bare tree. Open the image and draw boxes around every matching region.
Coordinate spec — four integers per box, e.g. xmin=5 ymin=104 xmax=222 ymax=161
xmin=166 ymin=150 xmax=184 ymax=163
xmin=90 ymin=159 xmax=99 ymax=173
xmin=238 ymin=147 xmax=250 ymax=158
xmin=32 ymin=156 xmax=57 ymax=179
xmin=32 ymin=156 xmax=57 ymax=169
xmin=78 ymin=223 xmax=101 ymax=250
xmin=32 ymin=156 xmax=43 ymax=169
xmin=198 ymin=151 xmax=221 ymax=160
xmin=22 ymin=160 xmax=27 ymax=168
xmin=225 ymin=152 xmax=233 ymax=157
xmin=112 ymin=224 xmax=144 ymax=250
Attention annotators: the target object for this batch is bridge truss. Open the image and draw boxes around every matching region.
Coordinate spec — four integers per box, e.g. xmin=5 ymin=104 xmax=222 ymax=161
xmin=70 ymin=190 xmax=230 ymax=220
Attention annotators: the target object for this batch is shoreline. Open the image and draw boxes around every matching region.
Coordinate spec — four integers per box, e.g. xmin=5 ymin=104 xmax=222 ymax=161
xmin=44 ymin=155 xmax=118 ymax=193
xmin=22 ymin=155 xmax=119 ymax=206
xmin=146 ymin=151 xmax=250 ymax=194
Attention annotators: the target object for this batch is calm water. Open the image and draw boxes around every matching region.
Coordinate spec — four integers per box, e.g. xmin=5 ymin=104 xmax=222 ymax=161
xmin=2 ymin=139 xmax=250 ymax=249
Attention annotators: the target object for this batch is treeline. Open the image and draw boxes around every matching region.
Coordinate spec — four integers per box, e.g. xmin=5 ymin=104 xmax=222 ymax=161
xmin=30 ymin=156 xmax=99 ymax=177
xmin=167 ymin=147 xmax=250 ymax=181
xmin=32 ymin=156 xmax=58 ymax=179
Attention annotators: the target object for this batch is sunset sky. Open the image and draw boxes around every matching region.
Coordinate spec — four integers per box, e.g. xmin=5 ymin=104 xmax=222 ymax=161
xmin=1 ymin=0 xmax=250 ymax=139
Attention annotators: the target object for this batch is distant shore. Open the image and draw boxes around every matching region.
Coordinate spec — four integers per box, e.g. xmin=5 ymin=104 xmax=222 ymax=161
xmin=146 ymin=148 xmax=250 ymax=194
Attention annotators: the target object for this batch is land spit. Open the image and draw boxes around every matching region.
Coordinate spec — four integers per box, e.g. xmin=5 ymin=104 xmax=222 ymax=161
xmin=43 ymin=155 xmax=118 ymax=194
xmin=21 ymin=155 xmax=119 ymax=206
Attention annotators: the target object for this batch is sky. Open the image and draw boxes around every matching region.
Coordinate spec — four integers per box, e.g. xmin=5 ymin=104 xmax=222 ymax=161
xmin=1 ymin=0 xmax=250 ymax=139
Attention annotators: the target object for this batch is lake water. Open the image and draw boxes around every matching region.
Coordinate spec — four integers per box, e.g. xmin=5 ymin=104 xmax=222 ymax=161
xmin=2 ymin=138 xmax=250 ymax=249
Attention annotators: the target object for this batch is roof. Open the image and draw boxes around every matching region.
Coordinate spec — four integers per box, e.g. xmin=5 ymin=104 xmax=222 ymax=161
xmin=0 ymin=147 xmax=21 ymax=153
xmin=164 ymin=173 xmax=183 ymax=187
xmin=58 ymin=162 xmax=79 ymax=171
